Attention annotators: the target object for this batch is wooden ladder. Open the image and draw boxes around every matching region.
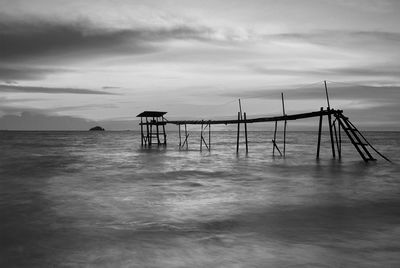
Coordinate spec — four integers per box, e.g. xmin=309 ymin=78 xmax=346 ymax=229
xmin=334 ymin=111 xmax=391 ymax=162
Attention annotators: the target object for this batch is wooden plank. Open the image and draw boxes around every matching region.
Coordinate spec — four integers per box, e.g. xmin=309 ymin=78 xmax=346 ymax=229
xmin=166 ymin=109 xmax=337 ymax=125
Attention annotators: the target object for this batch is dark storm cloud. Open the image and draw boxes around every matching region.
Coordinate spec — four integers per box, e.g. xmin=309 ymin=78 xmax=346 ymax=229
xmin=0 ymin=84 xmax=117 ymax=95
xmin=0 ymin=16 xmax=216 ymax=62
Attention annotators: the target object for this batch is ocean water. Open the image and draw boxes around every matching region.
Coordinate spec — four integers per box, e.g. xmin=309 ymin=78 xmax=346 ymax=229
xmin=0 ymin=130 xmax=399 ymax=267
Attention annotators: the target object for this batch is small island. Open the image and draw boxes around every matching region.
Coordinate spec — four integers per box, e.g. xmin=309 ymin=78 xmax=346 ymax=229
xmin=89 ymin=126 xmax=105 ymax=131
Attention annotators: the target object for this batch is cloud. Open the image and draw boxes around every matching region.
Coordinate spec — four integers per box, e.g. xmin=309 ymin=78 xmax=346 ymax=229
xmin=0 ymin=84 xmax=118 ymax=95
xmin=220 ymin=83 xmax=400 ymax=106
xmin=249 ymin=65 xmax=400 ymax=79
xmin=272 ymin=30 xmax=400 ymax=51
xmin=0 ymin=15 xmax=220 ymax=63
xmin=0 ymin=66 xmax=68 ymax=81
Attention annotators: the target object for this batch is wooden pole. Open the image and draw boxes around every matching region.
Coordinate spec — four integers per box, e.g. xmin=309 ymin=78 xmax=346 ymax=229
xmin=179 ymin=124 xmax=182 ymax=147
xmin=162 ymin=123 xmax=166 ymax=145
xmin=244 ymin=112 xmax=248 ymax=154
xmin=338 ymin=118 xmax=342 ymax=156
xmin=146 ymin=117 xmax=150 ymax=146
xmin=316 ymin=107 xmax=323 ymax=159
xmin=208 ymin=123 xmax=211 ymax=151
xmin=156 ymin=118 xmax=160 ymax=145
xmin=185 ymin=124 xmax=188 ymax=149
xmin=333 ymin=119 xmax=341 ymax=159
xmin=324 ymin=80 xmax=331 ymax=109
xmin=236 ymin=112 xmax=240 ymax=153
xmin=327 ymin=108 xmax=336 ymax=158
xmin=140 ymin=117 xmax=144 ymax=146
xmin=239 ymin=99 xmax=243 ymax=120
xmin=200 ymin=123 xmax=203 ymax=152
xmin=273 ymin=120 xmax=277 ymax=156
xmin=281 ymin=93 xmax=287 ymax=157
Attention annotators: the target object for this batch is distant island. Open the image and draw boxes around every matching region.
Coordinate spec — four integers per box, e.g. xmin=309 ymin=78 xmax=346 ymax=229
xmin=89 ymin=126 xmax=105 ymax=131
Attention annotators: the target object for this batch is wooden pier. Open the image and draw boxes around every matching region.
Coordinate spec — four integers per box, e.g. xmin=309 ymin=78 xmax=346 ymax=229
xmin=138 ymin=107 xmax=390 ymax=162
xmin=137 ymin=82 xmax=390 ymax=162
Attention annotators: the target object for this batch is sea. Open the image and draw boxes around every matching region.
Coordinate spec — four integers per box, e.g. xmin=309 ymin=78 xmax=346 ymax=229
xmin=0 ymin=130 xmax=399 ymax=267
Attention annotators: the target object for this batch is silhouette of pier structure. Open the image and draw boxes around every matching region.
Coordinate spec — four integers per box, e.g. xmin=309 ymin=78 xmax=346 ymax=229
xmin=137 ymin=82 xmax=390 ymax=163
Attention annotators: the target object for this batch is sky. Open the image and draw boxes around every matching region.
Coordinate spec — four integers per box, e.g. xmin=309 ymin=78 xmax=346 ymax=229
xmin=0 ymin=0 xmax=399 ymax=130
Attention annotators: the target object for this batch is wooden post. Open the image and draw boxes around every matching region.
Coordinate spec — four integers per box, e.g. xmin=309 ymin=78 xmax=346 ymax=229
xmin=200 ymin=123 xmax=203 ymax=152
xmin=239 ymin=99 xmax=243 ymax=120
xmin=162 ymin=123 xmax=166 ymax=145
xmin=281 ymin=93 xmax=287 ymax=157
xmin=316 ymin=107 xmax=323 ymax=159
xmin=324 ymin=80 xmax=331 ymax=109
xmin=146 ymin=117 xmax=150 ymax=146
xmin=178 ymin=124 xmax=182 ymax=147
xmin=208 ymin=123 xmax=211 ymax=151
xmin=273 ymin=120 xmax=277 ymax=156
xmin=338 ymin=118 xmax=342 ymax=156
xmin=327 ymin=108 xmax=336 ymax=158
xmin=140 ymin=117 xmax=144 ymax=146
xmin=244 ymin=112 xmax=248 ymax=154
xmin=156 ymin=118 xmax=160 ymax=145
xmin=185 ymin=124 xmax=188 ymax=149
xmin=236 ymin=112 xmax=240 ymax=153
xmin=333 ymin=119 xmax=341 ymax=159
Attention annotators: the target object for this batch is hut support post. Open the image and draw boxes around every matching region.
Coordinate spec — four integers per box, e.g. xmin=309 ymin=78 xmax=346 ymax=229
xmin=146 ymin=117 xmax=150 ymax=146
xmin=156 ymin=118 xmax=160 ymax=145
xmin=140 ymin=117 xmax=144 ymax=146
xmin=316 ymin=107 xmax=323 ymax=159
